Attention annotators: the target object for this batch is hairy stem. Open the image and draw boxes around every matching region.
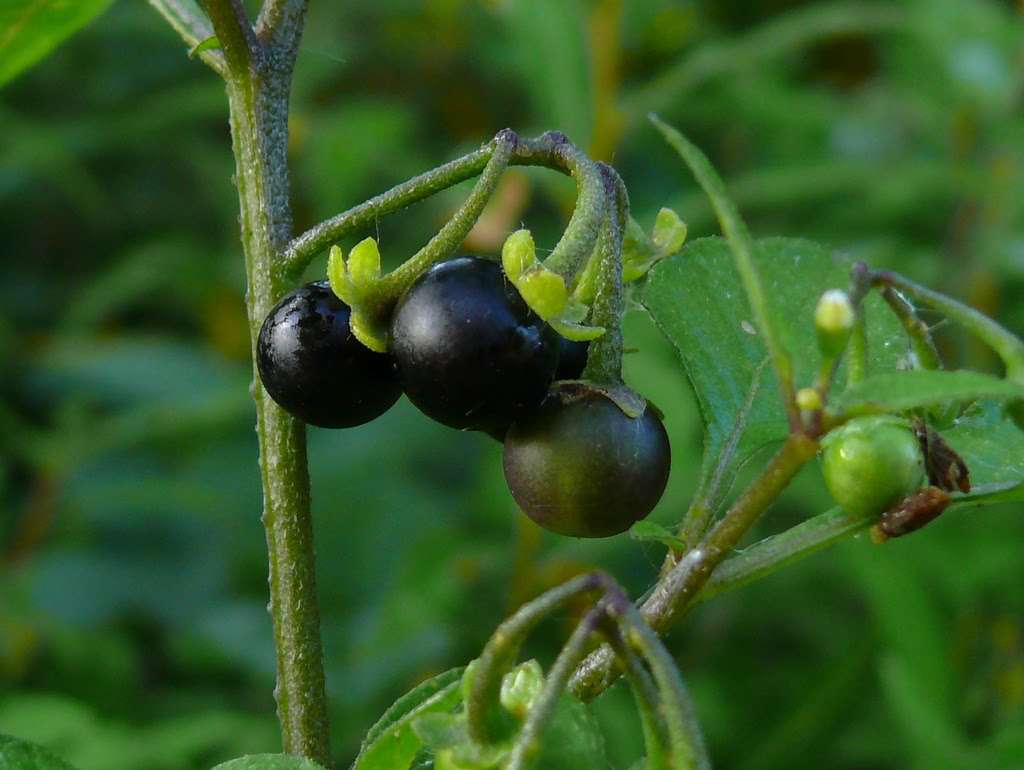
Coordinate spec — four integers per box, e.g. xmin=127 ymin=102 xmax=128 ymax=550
xmin=581 ymin=165 xmax=626 ymax=383
xmin=570 ymin=434 xmax=818 ymax=700
xmin=205 ymin=0 xmax=330 ymax=761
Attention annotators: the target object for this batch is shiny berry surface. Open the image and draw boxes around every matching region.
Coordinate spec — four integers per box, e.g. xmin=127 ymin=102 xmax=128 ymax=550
xmin=503 ymin=385 xmax=671 ymax=538
xmin=389 ymin=256 xmax=559 ymax=434
xmin=257 ymin=281 xmax=401 ymax=428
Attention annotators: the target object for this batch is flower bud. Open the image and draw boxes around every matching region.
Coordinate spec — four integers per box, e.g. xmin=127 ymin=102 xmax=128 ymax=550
xmin=815 ymin=289 xmax=855 ymax=360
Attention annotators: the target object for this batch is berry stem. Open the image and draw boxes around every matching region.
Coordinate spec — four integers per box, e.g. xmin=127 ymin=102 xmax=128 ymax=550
xmin=581 ymin=165 xmax=627 ymax=383
xmin=374 ymin=131 xmax=516 ymax=302
xmin=281 ymin=131 xmax=607 ymax=286
xmin=204 ymin=0 xmax=330 ymax=763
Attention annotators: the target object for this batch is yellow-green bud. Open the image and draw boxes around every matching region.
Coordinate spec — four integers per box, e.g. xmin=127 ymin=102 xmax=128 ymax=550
xmin=501 ymin=229 xmax=536 ymax=282
xmin=815 ymin=289 xmax=855 ymax=359
xmin=796 ymin=387 xmax=823 ymax=412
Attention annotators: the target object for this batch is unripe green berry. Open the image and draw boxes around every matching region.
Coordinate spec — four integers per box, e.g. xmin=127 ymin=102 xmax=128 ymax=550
xmin=820 ymin=415 xmax=925 ymax=518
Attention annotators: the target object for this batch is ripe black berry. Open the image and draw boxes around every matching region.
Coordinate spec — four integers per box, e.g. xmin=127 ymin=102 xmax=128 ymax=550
xmin=555 ymin=338 xmax=589 ymax=380
xmin=389 ymin=256 xmax=560 ymax=434
xmin=257 ymin=281 xmax=402 ymax=428
xmin=503 ymin=384 xmax=671 ymax=537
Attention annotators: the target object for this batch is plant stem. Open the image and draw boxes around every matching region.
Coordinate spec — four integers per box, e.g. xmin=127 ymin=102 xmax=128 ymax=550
xmin=696 ymin=506 xmax=871 ymax=603
xmin=871 ymin=268 xmax=1024 ymax=377
xmin=581 ymin=165 xmax=625 ymax=383
xmin=879 ymin=287 xmax=942 ymax=371
xmin=205 ymin=0 xmax=330 ymax=762
xmin=570 ymin=433 xmax=818 ymax=700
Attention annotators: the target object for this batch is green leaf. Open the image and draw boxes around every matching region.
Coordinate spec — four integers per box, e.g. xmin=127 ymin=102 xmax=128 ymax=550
xmin=629 ymin=520 xmax=686 ymax=551
xmin=0 ymin=0 xmax=114 ymax=89
xmin=0 ymin=733 xmax=80 ymax=770
xmin=210 ymin=756 xmax=327 ymax=770
xmin=354 ymin=668 xmax=466 ymax=770
xmin=640 ymin=236 xmax=905 ymax=503
xmin=944 ymin=401 xmax=1024 ymax=503
xmin=830 ymin=370 xmax=1024 ymax=418
xmin=188 ymin=35 xmax=220 ymax=58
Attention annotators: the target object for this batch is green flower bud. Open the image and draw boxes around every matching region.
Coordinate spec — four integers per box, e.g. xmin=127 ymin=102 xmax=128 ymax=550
xmin=815 ymin=289 xmax=855 ymax=360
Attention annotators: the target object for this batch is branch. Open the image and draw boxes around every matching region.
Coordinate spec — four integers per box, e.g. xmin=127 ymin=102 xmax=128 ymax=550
xmin=257 ymin=0 xmax=309 ymax=65
xmin=147 ymin=0 xmax=227 ymax=76
xmin=203 ymin=0 xmax=258 ymax=76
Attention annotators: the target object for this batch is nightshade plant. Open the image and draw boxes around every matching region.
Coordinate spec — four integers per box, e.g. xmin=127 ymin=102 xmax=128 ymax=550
xmin=4 ymin=2 xmax=1024 ymax=770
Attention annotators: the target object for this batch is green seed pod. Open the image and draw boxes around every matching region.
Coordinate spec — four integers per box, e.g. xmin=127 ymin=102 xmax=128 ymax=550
xmin=820 ymin=415 xmax=925 ymax=518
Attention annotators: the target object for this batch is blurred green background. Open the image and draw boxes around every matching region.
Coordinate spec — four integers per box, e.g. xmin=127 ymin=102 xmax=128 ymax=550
xmin=2 ymin=0 xmax=1024 ymax=768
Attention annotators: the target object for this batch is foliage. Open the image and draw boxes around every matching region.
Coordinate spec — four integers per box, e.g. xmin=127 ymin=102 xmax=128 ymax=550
xmin=2 ymin=1 xmax=1024 ymax=769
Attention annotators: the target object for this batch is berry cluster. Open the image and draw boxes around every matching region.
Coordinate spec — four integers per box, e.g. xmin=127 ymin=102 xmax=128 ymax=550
xmin=257 ymin=255 xmax=670 ymax=537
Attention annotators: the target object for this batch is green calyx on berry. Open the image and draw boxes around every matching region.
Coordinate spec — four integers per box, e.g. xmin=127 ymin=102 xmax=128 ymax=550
xmin=820 ymin=415 xmax=925 ymax=519
xmin=501 ymin=229 xmax=605 ymax=342
xmin=621 ymin=207 xmax=687 ymax=283
xmin=327 ymin=238 xmax=389 ymax=352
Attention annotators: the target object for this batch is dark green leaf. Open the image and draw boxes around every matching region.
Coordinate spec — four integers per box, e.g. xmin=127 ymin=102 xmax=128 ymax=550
xmin=354 ymin=668 xmax=465 ymax=770
xmin=210 ymin=756 xmax=326 ymax=770
xmin=0 ymin=733 xmax=79 ymax=770
xmin=0 ymin=0 xmax=113 ymax=89
xmin=830 ymin=370 xmax=1024 ymax=418
xmin=640 ymin=236 xmax=904 ymax=502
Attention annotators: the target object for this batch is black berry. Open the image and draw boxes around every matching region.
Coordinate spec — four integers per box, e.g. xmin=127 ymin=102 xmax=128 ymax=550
xmin=503 ymin=384 xmax=671 ymax=537
xmin=555 ymin=338 xmax=589 ymax=380
xmin=389 ymin=256 xmax=559 ymax=434
xmin=257 ymin=281 xmax=401 ymax=428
